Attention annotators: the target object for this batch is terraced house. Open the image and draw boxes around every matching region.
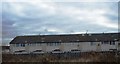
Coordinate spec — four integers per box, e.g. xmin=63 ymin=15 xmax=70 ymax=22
xmin=10 ymin=33 xmax=120 ymax=54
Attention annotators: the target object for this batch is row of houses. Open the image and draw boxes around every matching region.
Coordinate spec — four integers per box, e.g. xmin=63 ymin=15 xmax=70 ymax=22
xmin=10 ymin=33 xmax=120 ymax=54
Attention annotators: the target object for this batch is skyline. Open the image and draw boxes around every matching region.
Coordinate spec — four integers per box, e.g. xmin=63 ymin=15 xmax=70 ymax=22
xmin=1 ymin=0 xmax=119 ymax=46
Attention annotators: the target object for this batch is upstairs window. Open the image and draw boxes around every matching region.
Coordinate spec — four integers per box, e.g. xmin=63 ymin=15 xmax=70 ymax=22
xmin=47 ymin=43 xmax=53 ymax=46
xmin=90 ymin=42 xmax=95 ymax=46
xmin=16 ymin=44 xmax=20 ymax=47
xmin=102 ymin=41 xmax=115 ymax=45
xmin=29 ymin=43 xmax=37 ymax=46
xmin=51 ymin=42 xmax=61 ymax=46
xmin=21 ymin=44 xmax=25 ymax=47
xmin=91 ymin=42 xmax=93 ymax=45
xmin=16 ymin=44 xmax=25 ymax=47
xmin=110 ymin=41 xmax=115 ymax=45
xmin=102 ymin=41 xmax=109 ymax=44
xmin=29 ymin=43 xmax=32 ymax=46
xmin=39 ymin=43 xmax=42 ymax=46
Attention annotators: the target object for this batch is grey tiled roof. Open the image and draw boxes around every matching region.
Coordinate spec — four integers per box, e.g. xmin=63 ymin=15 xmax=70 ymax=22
xmin=10 ymin=33 xmax=120 ymax=44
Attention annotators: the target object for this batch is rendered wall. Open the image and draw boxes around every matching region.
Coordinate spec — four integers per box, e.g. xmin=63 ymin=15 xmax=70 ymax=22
xmin=10 ymin=41 xmax=118 ymax=53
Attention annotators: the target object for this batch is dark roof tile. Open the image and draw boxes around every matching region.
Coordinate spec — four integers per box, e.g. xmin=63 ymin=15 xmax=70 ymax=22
xmin=10 ymin=33 xmax=120 ymax=44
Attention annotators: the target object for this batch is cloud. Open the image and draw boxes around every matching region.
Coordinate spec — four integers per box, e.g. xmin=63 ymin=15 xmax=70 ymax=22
xmin=2 ymin=0 xmax=120 ymax=2
xmin=2 ymin=1 xmax=119 ymax=45
xmin=56 ymin=3 xmax=118 ymax=29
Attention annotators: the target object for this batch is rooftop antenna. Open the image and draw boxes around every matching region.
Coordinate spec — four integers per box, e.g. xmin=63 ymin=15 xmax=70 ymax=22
xmin=103 ymin=32 xmax=105 ymax=34
xmin=86 ymin=30 xmax=88 ymax=34
xmin=39 ymin=32 xmax=42 ymax=35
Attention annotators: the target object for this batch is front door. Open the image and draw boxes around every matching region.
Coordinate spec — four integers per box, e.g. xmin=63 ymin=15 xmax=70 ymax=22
xmin=96 ymin=42 xmax=101 ymax=52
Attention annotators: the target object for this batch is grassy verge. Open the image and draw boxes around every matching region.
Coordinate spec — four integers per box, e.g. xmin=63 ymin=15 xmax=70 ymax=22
xmin=2 ymin=52 xmax=120 ymax=62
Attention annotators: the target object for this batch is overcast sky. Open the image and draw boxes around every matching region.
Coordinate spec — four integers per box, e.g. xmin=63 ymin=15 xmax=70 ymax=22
xmin=1 ymin=0 xmax=119 ymax=46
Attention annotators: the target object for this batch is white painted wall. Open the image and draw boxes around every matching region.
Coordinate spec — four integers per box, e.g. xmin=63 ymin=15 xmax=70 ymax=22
xmin=115 ymin=41 xmax=119 ymax=51
xmin=26 ymin=45 xmax=42 ymax=52
xmin=10 ymin=44 xmax=25 ymax=53
xmin=101 ymin=42 xmax=117 ymax=51
xmin=63 ymin=43 xmax=77 ymax=52
xmin=101 ymin=45 xmax=116 ymax=51
xmin=46 ymin=46 xmax=60 ymax=52
xmin=10 ymin=41 xmax=119 ymax=53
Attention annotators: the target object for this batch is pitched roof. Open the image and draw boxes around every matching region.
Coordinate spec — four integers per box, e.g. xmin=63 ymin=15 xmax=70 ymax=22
xmin=10 ymin=33 xmax=120 ymax=44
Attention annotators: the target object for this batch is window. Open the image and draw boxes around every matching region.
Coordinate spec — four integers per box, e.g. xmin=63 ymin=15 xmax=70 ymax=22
xmin=16 ymin=44 xmax=25 ymax=47
xmin=90 ymin=42 xmax=96 ymax=46
xmin=112 ymin=41 xmax=115 ymax=45
xmin=102 ymin=41 xmax=109 ymax=44
xmin=57 ymin=43 xmax=61 ymax=46
xmin=33 ymin=43 xmax=36 ymax=46
xmin=21 ymin=44 xmax=25 ymax=47
xmin=16 ymin=44 xmax=20 ymax=47
xmin=91 ymin=42 xmax=94 ymax=46
xmin=46 ymin=42 xmax=61 ymax=46
xmin=29 ymin=43 xmax=32 ymax=46
xmin=54 ymin=42 xmax=61 ymax=46
xmin=72 ymin=43 xmax=74 ymax=45
xmin=35 ymin=42 xmax=42 ymax=46
xmin=23 ymin=44 xmax=25 ymax=47
xmin=47 ymin=43 xmax=53 ymax=46
xmin=39 ymin=43 xmax=42 ymax=46
xmin=110 ymin=41 xmax=115 ymax=45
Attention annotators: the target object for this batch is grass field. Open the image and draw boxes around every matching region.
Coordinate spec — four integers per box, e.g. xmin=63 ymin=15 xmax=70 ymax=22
xmin=2 ymin=52 xmax=120 ymax=63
